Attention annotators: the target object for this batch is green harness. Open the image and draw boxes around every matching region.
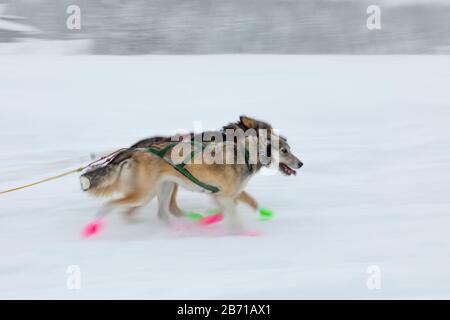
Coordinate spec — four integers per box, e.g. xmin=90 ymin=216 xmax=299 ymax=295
xmin=143 ymin=141 xmax=220 ymax=193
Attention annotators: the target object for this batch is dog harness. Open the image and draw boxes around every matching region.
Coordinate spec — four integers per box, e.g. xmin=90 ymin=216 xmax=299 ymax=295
xmin=143 ymin=140 xmax=220 ymax=193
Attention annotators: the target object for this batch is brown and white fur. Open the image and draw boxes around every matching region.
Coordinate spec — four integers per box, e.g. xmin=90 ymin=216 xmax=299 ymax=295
xmin=128 ymin=135 xmax=260 ymax=217
xmin=80 ymin=116 xmax=302 ymax=232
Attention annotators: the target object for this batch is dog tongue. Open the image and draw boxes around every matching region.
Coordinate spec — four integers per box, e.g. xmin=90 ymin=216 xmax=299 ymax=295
xmin=286 ymin=165 xmax=296 ymax=175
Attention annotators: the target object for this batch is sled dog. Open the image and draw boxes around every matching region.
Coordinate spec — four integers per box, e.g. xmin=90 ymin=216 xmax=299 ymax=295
xmin=80 ymin=116 xmax=302 ymax=232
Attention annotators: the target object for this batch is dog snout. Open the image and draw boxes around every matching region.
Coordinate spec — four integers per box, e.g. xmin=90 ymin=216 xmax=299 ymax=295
xmin=297 ymin=161 xmax=303 ymax=169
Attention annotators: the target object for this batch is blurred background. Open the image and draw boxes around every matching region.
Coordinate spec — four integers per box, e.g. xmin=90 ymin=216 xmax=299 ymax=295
xmin=0 ymin=0 xmax=449 ymax=55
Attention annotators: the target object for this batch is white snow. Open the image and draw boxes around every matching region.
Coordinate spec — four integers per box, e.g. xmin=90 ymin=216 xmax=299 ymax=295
xmin=0 ymin=55 xmax=449 ymax=299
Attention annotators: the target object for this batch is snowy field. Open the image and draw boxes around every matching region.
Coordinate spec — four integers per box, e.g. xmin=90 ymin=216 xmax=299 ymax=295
xmin=0 ymin=55 xmax=450 ymax=299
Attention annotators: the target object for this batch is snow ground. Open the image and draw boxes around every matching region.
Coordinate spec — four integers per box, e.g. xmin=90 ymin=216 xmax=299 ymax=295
xmin=0 ymin=55 xmax=449 ymax=299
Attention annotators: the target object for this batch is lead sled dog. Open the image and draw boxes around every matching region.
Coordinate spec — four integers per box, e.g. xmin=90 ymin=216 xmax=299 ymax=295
xmin=80 ymin=116 xmax=303 ymax=232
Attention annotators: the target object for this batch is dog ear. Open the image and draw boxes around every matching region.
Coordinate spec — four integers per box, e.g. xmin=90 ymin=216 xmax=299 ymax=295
xmin=240 ymin=115 xmax=272 ymax=130
xmin=240 ymin=115 xmax=259 ymax=129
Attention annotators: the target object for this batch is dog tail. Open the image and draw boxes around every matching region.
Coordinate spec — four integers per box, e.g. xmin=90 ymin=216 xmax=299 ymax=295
xmin=79 ymin=150 xmax=135 ymax=197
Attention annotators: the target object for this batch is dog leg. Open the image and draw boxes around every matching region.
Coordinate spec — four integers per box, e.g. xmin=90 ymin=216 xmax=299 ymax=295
xmin=215 ymin=195 xmax=244 ymax=234
xmin=122 ymin=195 xmax=153 ymax=219
xmin=121 ymin=206 xmax=142 ymax=223
xmin=124 ymin=206 xmax=140 ymax=216
xmin=236 ymin=191 xmax=258 ymax=211
xmin=96 ymin=191 xmax=151 ymax=219
xmin=156 ymin=181 xmax=174 ymax=225
xmin=168 ymin=184 xmax=184 ymax=217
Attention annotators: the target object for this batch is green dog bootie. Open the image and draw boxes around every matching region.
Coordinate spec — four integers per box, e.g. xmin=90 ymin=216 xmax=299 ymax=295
xmin=259 ymin=208 xmax=274 ymax=220
xmin=186 ymin=211 xmax=204 ymax=221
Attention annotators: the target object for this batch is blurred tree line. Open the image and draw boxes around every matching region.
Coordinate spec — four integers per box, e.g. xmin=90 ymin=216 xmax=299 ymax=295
xmin=4 ymin=0 xmax=450 ymax=54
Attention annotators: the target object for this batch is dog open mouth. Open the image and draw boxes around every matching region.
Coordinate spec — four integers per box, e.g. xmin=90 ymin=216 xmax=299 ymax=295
xmin=279 ymin=163 xmax=297 ymax=176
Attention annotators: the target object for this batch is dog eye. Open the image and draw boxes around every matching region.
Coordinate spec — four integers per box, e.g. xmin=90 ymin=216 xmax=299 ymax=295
xmin=280 ymin=148 xmax=288 ymax=154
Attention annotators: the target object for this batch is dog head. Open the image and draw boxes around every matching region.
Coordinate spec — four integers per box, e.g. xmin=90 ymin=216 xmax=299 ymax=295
xmin=238 ymin=115 xmax=303 ymax=175
xmin=273 ymin=136 xmax=303 ymax=176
